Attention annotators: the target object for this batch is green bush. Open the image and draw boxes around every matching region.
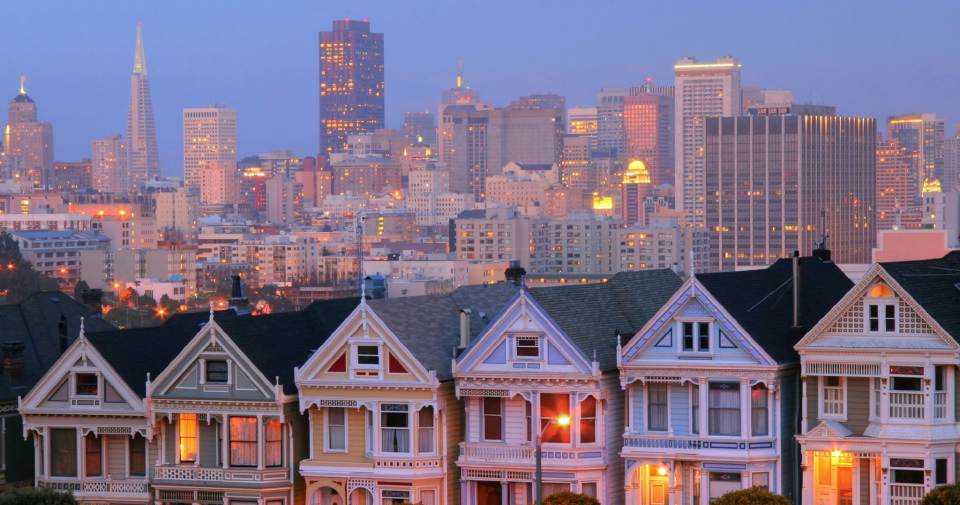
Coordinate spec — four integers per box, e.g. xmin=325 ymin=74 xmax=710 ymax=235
xmin=712 ymin=487 xmax=792 ymax=505
xmin=0 ymin=487 xmax=78 ymax=505
xmin=922 ymin=483 xmax=960 ymax=505
xmin=544 ymin=491 xmax=601 ymax=505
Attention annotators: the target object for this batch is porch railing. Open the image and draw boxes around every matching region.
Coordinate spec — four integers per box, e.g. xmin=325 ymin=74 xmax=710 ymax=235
xmin=153 ymin=465 xmax=289 ymax=483
xmin=37 ymin=478 xmax=149 ymax=495
xmin=889 ymin=392 xmax=925 ymax=420
xmin=458 ymin=442 xmax=603 ymax=465
xmin=935 ymin=391 xmax=948 ymax=420
xmin=890 ymin=483 xmax=924 ymax=505
xmin=622 ymin=433 xmax=776 ymax=452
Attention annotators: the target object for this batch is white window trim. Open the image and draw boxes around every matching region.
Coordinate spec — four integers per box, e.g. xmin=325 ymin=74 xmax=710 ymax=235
xmin=70 ymin=371 xmax=103 ymax=400
xmin=351 ymin=341 xmax=383 ymax=370
xmin=379 ymin=403 xmax=412 ymax=455
xmin=415 ymin=406 xmax=436 ymax=455
xmin=513 ymin=334 xmax=543 ymax=361
xmin=323 ymin=407 xmax=348 ymax=454
xmin=645 ymin=383 xmax=671 ymax=433
xmin=864 ymin=299 xmax=897 ymax=334
xmin=819 ymin=376 xmax=847 ymax=421
xmin=678 ymin=319 xmax=713 ymax=354
xmin=577 ymin=395 xmax=600 ymax=447
xmin=481 ymin=397 xmax=504 ymax=442
xmin=200 ymin=358 xmax=233 ymax=386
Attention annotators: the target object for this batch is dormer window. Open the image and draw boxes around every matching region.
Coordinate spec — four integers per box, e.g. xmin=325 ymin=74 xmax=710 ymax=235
xmin=515 ymin=335 xmax=540 ymax=359
xmin=356 ymin=345 xmax=381 ymax=366
xmin=681 ymin=322 xmax=711 ymax=352
xmin=205 ymin=360 xmax=229 ymax=383
xmin=75 ymin=373 xmax=98 ymax=396
xmin=866 ymin=282 xmax=896 ymax=333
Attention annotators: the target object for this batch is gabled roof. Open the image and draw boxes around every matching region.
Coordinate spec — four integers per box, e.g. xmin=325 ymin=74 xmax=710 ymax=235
xmin=697 ymin=256 xmax=852 ymax=363
xmin=529 ymin=269 xmax=682 ymax=371
xmin=86 ymin=297 xmax=358 ymax=396
xmin=880 ymin=251 xmax=960 ymax=341
xmin=366 ymin=283 xmax=519 ymax=380
xmin=0 ymin=291 xmax=113 ymax=402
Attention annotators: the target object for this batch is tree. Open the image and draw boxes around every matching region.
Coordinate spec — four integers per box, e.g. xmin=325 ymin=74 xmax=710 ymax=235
xmin=0 ymin=231 xmax=59 ymax=304
xmin=73 ymin=279 xmax=90 ymax=300
xmin=922 ymin=483 xmax=960 ymax=505
xmin=544 ymin=491 xmax=601 ymax=505
xmin=159 ymin=295 xmax=180 ymax=316
xmin=0 ymin=487 xmax=78 ymax=505
xmin=712 ymin=487 xmax=792 ymax=505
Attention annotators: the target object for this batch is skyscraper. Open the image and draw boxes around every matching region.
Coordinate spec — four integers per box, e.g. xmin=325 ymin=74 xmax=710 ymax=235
xmin=623 ymin=93 xmax=674 ymax=187
xmin=674 ymin=56 xmax=742 ymax=226
xmin=887 ymin=113 xmax=945 ymax=190
xmin=596 ymin=83 xmax=673 ymax=162
xmin=91 ymin=134 xmax=129 ymax=194
xmin=319 ymin=19 xmax=385 ymax=155
xmin=127 ymin=22 xmax=160 ymax=188
xmin=876 ymin=139 xmax=921 ymax=230
xmin=440 ymin=63 xmax=480 ymax=106
xmin=183 ymin=106 xmax=238 ymax=192
xmin=401 ymin=112 xmax=436 ymax=146
xmin=704 ymin=106 xmax=876 ymax=271
xmin=3 ymin=75 xmax=53 ymax=188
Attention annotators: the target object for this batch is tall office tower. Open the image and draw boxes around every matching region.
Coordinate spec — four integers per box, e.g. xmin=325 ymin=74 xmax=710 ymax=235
xmin=3 ymin=75 xmax=53 ymax=188
xmin=945 ymin=126 xmax=960 ymax=192
xmin=401 ymin=112 xmax=436 ymax=146
xmin=440 ymin=64 xmax=480 ymax=105
xmin=621 ymin=159 xmax=653 ymax=225
xmin=623 ymin=93 xmax=674 ymax=187
xmin=91 ymin=134 xmax=129 ymax=194
xmin=439 ymin=107 xmax=562 ymax=200
xmin=560 ymin=134 xmax=594 ymax=192
xmin=596 ymin=84 xmax=673 ymax=162
xmin=704 ymin=106 xmax=876 ymax=271
xmin=567 ymin=107 xmax=598 ymax=136
xmin=182 ymin=106 xmax=238 ymax=192
xmin=887 ymin=113 xmax=945 ymax=189
xmin=674 ymin=56 xmax=742 ymax=226
xmin=127 ymin=22 xmax=160 ymax=188
xmin=876 ymin=139 xmax=921 ymax=230
xmin=318 ymin=19 xmax=384 ymax=155
xmin=200 ymin=160 xmax=240 ymax=208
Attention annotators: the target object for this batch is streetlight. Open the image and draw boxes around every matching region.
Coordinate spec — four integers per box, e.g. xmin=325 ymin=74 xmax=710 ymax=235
xmin=535 ymin=414 xmax=571 ymax=505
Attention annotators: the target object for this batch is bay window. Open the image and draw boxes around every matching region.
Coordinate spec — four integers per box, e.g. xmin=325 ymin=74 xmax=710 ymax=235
xmin=50 ymin=428 xmax=77 ymax=477
xmin=540 ymin=393 xmax=570 ymax=443
xmin=579 ymin=396 xmax=596 ymax=444
xmin=417 ymin=407 xmax=434 ymax=453
xmin=179 ymin=413 xmax=198 ymax=463
xmin=751 ymin=384 xmax=768 ymax=436
xmin=381 ymin=404 xmax=410 ymax=453
xmin=647 ymin=384 xmax=668 ymax=432
xmin=821 ymin=376 xmax=845 ymax=418
xmin=265 ymin=419 xmax=282 ymax=467
xmin=483 ymin=398 xmax=502 ymax=441
xmin=708 ymin=382 xmax=740 ymax=436
xmin=229 ymin=416 xmax=258 ymax=466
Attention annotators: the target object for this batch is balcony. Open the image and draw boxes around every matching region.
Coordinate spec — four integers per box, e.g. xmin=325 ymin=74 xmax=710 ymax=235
xmin=889 ymin=392 xmax=924 ymax=420
xmin=935 ymin=392 xmax=948 ymax=420
xmin=373 ymin=454 xmax=443 ymax=470
xmin=622 ymin=433 xmax=777 ymax=453
xmin=458 ymin=442 xmax=603 ymax=467
xmin=37 ymin=477 xmax=149 ymax=499
xmin=153 ymin=465 xmax=289 ymax=483
xmin=890 ymin=483 xmax=924 ymax=505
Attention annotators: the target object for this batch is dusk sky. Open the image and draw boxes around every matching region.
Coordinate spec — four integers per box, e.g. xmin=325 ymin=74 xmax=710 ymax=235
xmin=5 ymin=0 xmax=959 ymax=177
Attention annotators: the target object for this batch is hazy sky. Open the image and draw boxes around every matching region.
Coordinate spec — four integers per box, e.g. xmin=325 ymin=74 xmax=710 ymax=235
xmin=4 ymin=0 xmax=959 ymax=177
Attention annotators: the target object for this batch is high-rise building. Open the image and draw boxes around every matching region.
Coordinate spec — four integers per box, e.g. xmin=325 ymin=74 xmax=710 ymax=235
xmin=596 ymin=83 xmax=673 ymax=162
xmin=91 ymin=134 xmax=128 ymax=194
xmin=401 ymin=112 xmax=436 ymax=146
xmin=440 ymin=64 xmax=480 ymax=106
xmin=623 ymin=93 xmax=674 ymax=187
xmin=567 ymin=107 xmax=598 ymax=136
xmin=509 ymin=94 xmax=566 ymax=113
xmin=319 ymin=19 xmax=384 ymax=155
xmin=674 ymin=56 xmax=742 ymax=226
xmin=3 ymin=75 xmax=53 ymax=188
xmin=621 ymin=160 xmax=654 ymax=225
xmin=182 ymin=105 xmax=237 ymax=192
xmin=946 ymin=126 xmax=960 ymax=192
xmin=887 ymin=113 xmax=945 ymax=189
xmin=200 ymin=160 xmax=240 ymax=208
xmin=265 ymin=176 xmax=297 ymax=226
xmin=876 ymin=139 xmax=921 ymax=230
xmin=439 ymin=107 xmax=562 ymax=200
xmin=127 ymin=22 xmax=160 ymax=188
xmin=704 ymin=107 xmax=876 ymax=271
xmin=560 ymin=134 xmax=594 ymax=192
xmin=51 ymin=160 xmax=93 ymax=192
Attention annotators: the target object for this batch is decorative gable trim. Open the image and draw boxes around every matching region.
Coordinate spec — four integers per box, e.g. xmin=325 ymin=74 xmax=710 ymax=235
xmin=621 ymin=279 xmax=775 ymax=365
xmin=796 ymin=265 xmax=958 ymax=350
xmin=805 ymin=419 xmax=853 ymax=439
xmin=453 ymin=289 xmax=594 ymax=376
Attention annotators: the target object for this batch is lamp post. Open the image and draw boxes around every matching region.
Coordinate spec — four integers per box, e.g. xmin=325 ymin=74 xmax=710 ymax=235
xmin=535 ymin=414 xmax=571 ymax=505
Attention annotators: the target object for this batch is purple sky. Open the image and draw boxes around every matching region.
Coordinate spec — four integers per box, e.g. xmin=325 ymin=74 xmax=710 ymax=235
xmin=4 ymin=0 xmax=959 ymax=177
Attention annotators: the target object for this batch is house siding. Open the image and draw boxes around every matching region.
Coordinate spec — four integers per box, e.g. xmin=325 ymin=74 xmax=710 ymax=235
xmin=198 ymin=420 xmax=218 ymax=467
xmin=670 ymin=384 xmax=689 ymax=435
xmin=601 ymin=372 xmax=624 ymax=505
xmin=309 ymin=406 xmax=369 ymax=466
xmin=106 ymin=434 xmax=126 ymax=478
xmin=439 ymin=381 xmax=462 ymax=505
xmin=631 ymin=385 xmax=643 ymax=432
xmin=807 ymin=376 xmax=819 ymax=426
xmin=845 ymin=378 xmax=870 ymax=435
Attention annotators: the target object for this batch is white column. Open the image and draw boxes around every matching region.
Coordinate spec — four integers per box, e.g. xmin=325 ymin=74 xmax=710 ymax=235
xmin=801 ymin=377 xmax=808 ymax=433
xmin=221 ymin=416 xmax=230 ymax=468
xmin=640 ymin=383 xmax=647 ymax=432
xmin=76 ymin=428 xmax=84 ymax=479
xmin=257 ymin=415 xmax=265 ymax=470
xmin=924 ymin=364 xmax=934 ymax=423
xmin=740 ymin=379 xmax=750 ymax=438
xmin=698 ymin=379 xmax=709 ymax=437
xmin=501 ymin=482 xmax=509 ymax=505
xmin=700 ymin=469 xmax=709 ymax=505
xmin=43 ymin=427 xmax=50 ymax=477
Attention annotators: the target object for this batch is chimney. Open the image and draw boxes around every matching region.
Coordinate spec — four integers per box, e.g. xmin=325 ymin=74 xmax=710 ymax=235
xmin=1 ymin=341 xmax=25 ymax=383
xmin=504 ymin=260 xmax=526 ymax=287
xmin=459 ymin=309 xmax=472 ymax=349
xmin=792 ymin=251 xmax=801 ymax=329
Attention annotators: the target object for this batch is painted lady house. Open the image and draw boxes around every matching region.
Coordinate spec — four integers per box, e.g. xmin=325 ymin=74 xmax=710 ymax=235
xmin=619 ymin=251 xmax=851 ymax=505
xmin=295 ymin=284 xmax=519 ymax=505
xmin=796 ymin=252 xmax=960 ymax=505
xmin=453 ymin=270 xmax=681 ymax=505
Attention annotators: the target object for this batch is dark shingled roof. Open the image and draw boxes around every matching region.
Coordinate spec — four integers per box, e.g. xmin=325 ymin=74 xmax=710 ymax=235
xmin=697 ymin=256 xmax=853 ymax=364
xmin=529 ymin=269 xmax=683 ymax=371
xmin=0 ymin=291 xmax=113 ymax=402
xmin=86 ymin=297 xmax=358 ymax=397
xmin=881 ymin=251 xmax=960 ymax=340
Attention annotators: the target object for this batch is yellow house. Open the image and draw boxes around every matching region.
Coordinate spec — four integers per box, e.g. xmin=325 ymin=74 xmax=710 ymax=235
xmin=295 ymin=285 xmax=518 ymax=505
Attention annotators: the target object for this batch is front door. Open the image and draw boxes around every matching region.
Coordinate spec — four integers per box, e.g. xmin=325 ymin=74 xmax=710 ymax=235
xmin=814 ymin=454 xmax=854 ymax=505
xmin=648 ymin=475 xmax=668 ymax=505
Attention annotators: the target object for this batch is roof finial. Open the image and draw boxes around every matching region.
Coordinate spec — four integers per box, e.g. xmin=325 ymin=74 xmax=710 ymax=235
xmin=133 ymin=21 xmax=148 ymax=75
xmin=78 ymin=316 xmax=85 ymax=339
xmin=18 ymin=74 xmax=26 ymax=95
xmin=208 ymin=300 xmax=215 ymax=321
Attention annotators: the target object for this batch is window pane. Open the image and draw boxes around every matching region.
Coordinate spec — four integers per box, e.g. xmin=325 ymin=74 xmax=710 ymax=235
xmin=50 ymin=428 xmax=77 ymax=477
xmin=579 ymin=397 xmax=596 ymax=444
xmin=179 ymin=413 xmax=198 ymax=463
xmin=266 ymin=420 xmax=283 ymax=466
xmin=357 ymin=345 xmax=380 ymax=365
xmin=540 ymin=393 xmax=571 ymax=443
xmin=708 ymin=383 xmax=740 ymax=436
xmin=751 ymin=384 xmax=768 ymax=436
xmin=581 ymin=483 xmax=597 ymax=498
xmin=698 ymin=322 xmax=710 ymax=351
xmin=76 ymin=373 xmax=98 ymax=395
xmin=683 ymin=322 xmax=694 ymax=350
xmin=691 ymin=385 xmax=700 ymax=434
xmin=648 ymin=385 xmax=668 ymax=431
xmin=129 ymin=435 xmax=146 ymax=476
xmin=85 ymin=434 xmax=102 ymax=477
xmin=381 ymin=405 xmax=410 ymax=452
xmin=327 ymin=407 xmax=346 ymax=450
xmin=892 ymin=377 xmax=922 ymax=391
xmin=230 ymin=416 xmax=258 ymax=466
xmin=206 ymin=360 xmax=228 ymax=383
xmin=885 ymin=305 xmax=896 ymax=331
xmin=515 ymin=336 xmax=540 ymax=357
xmin=483 ymin=398 xmax=502 ymax=441
xmin=418 ymin=407 xmax=434 ymax=453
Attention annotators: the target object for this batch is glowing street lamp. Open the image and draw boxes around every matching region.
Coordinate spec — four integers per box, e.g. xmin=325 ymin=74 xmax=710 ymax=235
xmin=535 ymin=414 xmax=572 ymax=505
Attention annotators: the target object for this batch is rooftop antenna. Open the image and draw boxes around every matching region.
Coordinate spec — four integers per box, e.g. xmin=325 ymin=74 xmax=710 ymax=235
xmin=356 ymin=213 xmax=366 ymax=300
xmin=456 ymin=60 xmax=464 ymax=89
xmin=18 ymin=74 xmax=26 ymax=95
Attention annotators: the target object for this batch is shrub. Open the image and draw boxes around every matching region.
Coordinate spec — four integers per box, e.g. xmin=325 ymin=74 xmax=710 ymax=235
xmin=544 ymin=491 xmax=601 ymax=505
xmin=922 ymin=483 xmax=960 ymax=505
xmin=712 ymin=487 xmax=792 ymax=505
xmin=0 ymin=487 xmax=78 ymax=505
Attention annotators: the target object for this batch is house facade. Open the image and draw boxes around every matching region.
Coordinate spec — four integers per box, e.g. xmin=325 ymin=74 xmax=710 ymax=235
xmin=620 ymin=255 xmax=851 ymax=505
xmin=796 ymin=253 xmax=960 ymax=505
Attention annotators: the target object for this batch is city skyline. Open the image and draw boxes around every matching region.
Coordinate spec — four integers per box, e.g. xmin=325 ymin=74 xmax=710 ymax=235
xmin=3 ymin=0 xmax=959 ymax=177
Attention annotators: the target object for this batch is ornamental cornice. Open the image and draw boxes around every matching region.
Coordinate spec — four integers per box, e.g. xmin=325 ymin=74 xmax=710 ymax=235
xmin=620 ymin=367 xmax=780 ymax=388
xmin=298 ymin=381 xmax=434 ymax=392
xmin=149 ymin=399 xmax=282 ymax=414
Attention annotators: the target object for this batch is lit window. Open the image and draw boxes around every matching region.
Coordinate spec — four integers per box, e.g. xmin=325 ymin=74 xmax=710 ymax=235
xmin=580 ymin=396 xmax=597 ymax=444
xmin=178 ymin=413 xmax=198 ymax=463
xmin=540 ymin=393 xmax=571 ymax=443
xmin=229 ymin=416 xmax=257 ymax=466
xmin=265 ymin=420 xmax=283 ymax=467
xmin=417 ymin=407 xmax=434 ymax=453
xmin=75 ymin=373 xmax=98 ymax=396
